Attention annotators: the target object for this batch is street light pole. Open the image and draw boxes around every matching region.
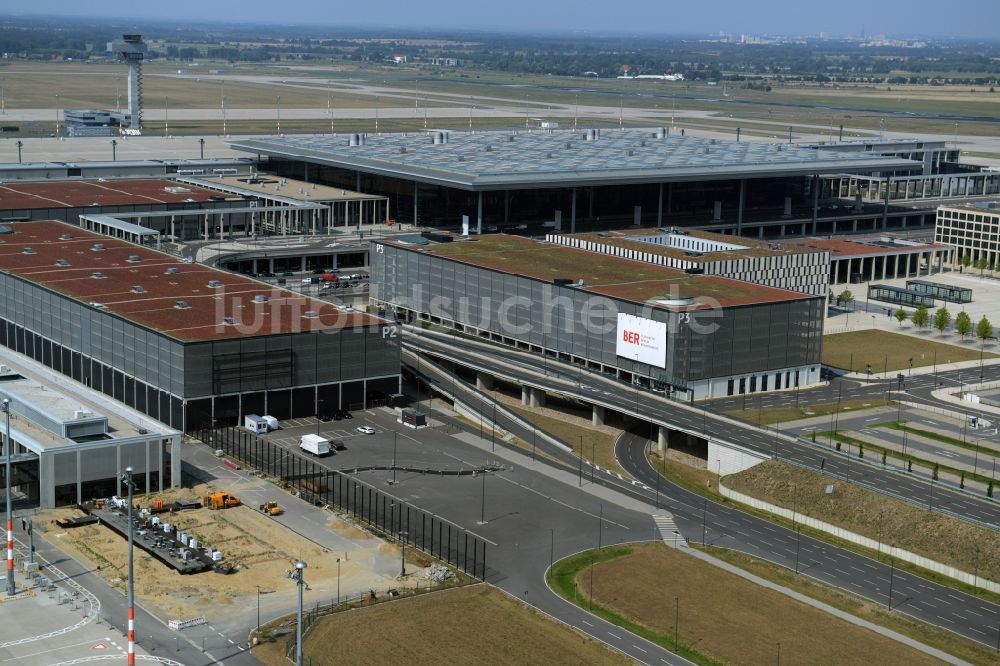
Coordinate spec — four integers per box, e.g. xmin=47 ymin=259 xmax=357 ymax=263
xmin=336 ymin=558 xmax=341 ymax=605
xmin=293 ymin=560 xmax=307 ymax=666
xmin=120 ymin=466 xmax=135 ymax=666
xmin=399 ymin=531 xmax=407 ymax=577
xmin=478 ymin=470 xmax=487 ymax=525
xmin=255 ymin=585 xmax=260 ymax=638
xmin=4 ymin=399 xmax=14 ymax=597
xmin=391 ymin=431 xmax=397 ymax=486
xmin=887 ymin=552 xmax=895 ymax=610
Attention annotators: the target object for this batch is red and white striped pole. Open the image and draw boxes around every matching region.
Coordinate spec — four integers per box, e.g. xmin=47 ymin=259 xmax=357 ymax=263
xmin=4 ymin=398 xmax=14 ymax=597
xmin=5 ymin=516 xmax=12 ymax=595
xmin=127 ymin=606 xmax=135 ymax=666
xmin=123 ymin=466 xmax=135 ymax=666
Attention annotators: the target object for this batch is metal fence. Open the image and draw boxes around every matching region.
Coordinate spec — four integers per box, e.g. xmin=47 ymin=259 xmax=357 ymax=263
xmin=197 ymin=427 xmax=487 ymax=581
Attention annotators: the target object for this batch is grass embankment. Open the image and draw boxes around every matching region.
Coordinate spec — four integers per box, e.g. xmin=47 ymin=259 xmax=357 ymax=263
xmin=505 ymin=403 xmax=627 ymax=476
xmin=548 ymin=543 xmax=942 ymax=666
xmin=726 ymin=398 xmax=893 ymax=425
xmin=822 ymin=330 xmax=996 ymax=372
xmin=702 ymin=546 xmax=999 ymax=666
xmin=726 ymin=460 xmax=1000 ymax=584
xmin=253 ymin=584 xmax=632 ymax=666
xmin=816 ymin=428 xmax=996 ymax=490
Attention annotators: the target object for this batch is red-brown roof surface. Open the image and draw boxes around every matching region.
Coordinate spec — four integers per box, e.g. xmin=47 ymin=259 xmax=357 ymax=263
xmin=789 ymin=238 xmax=950 ymax=258
xmin=0 ymin=220 xmax=380 ymax=342
xmin=0 ymin=179 xmax=234 ymax=211
xmin=400 ymin=235 xmax=813 ymax=310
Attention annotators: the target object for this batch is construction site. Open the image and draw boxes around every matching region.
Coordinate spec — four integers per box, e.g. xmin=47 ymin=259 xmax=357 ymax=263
xmin=38 ymin=479 xmax=439 ymax=623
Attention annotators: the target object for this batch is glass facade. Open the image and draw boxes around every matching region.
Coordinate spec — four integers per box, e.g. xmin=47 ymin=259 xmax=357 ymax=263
xmin=905 ymin=280 xmax=972 ymax=304
xmin=867 ymin=284 xmax=935 ymax=308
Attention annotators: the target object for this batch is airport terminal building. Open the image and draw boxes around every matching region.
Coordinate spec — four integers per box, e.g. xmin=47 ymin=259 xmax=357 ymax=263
xmin=0 ymin=220 xmax=401 ymax=432
xmin=232 ymin=129 xmax=919 ymax=239
xmin=371 ymin=234 xmax=824 ymax=399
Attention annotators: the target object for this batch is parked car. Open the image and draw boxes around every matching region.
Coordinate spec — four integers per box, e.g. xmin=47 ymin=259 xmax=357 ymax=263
xmin=355 ymin=425 xmax=375 ymax=435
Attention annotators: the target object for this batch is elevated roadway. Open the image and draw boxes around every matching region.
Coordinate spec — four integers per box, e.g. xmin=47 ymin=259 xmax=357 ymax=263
xmin=404 ymin=326 xmax=1000 ymax=530
xmin=406 ymin=347 xmax=1000 ymax=652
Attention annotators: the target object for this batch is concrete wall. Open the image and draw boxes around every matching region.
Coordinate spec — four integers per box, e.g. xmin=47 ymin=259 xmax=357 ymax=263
xmin=708 ymin=440 xmax=769 ymax=475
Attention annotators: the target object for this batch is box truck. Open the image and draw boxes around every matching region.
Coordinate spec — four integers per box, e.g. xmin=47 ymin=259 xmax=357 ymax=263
xmin=244 ymin=414 xmax=268 ymax=434
xmin=261 ymin=415 xmax=279 ymax=430
xmin=299 ymin=434 xmax=332 ymax=457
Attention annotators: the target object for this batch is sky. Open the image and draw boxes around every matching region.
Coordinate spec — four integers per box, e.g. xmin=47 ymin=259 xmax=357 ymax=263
xmin=3 ymin=0 xmax=1000 ymax=38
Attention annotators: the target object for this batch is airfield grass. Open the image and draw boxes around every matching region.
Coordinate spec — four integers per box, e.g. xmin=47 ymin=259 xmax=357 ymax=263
xmin=821 ymin=329 xmax=997 ymax=372
xmin=725 ymin=459 xmax=1000 ymax=583
xmin=252 ymin=584 xmax=632 ymax=666
xmin=702 ymin=546 xmax=999 ymax=666
xmin=6 ymin=61 xmax=999 ymax=138
xmin=551 ymin=542 xmax=942 ymax=666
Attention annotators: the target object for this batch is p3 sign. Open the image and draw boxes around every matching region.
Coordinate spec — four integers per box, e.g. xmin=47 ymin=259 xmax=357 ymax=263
xmin=615 ymin=313 xmax=667 ymax=368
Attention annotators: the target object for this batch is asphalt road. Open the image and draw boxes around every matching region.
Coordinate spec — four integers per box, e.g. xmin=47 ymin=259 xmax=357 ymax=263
xmin=256 ymin=400 xmax=692 ymax=666
xmin=405 ymin=327 xmax=1000 ymax=529
xmin=407 ymin=349 xmax=1000 ymax=650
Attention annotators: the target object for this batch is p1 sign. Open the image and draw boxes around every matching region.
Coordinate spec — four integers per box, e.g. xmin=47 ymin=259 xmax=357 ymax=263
xmin=615 ymin=313 xmax=667 ymax=368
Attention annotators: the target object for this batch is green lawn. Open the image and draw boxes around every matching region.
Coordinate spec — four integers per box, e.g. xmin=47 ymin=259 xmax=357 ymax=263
xmin=822 ymin=330 xmax=997 ymax=372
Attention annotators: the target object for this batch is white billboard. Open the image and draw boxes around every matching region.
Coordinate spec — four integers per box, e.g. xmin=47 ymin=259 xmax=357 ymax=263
xmin=615 ymin=313 xmax=667 ymax=368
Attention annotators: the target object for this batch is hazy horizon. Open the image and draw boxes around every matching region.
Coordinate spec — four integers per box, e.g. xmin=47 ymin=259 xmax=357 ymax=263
xmin=2 ymin=1 xmax=999 ymax=39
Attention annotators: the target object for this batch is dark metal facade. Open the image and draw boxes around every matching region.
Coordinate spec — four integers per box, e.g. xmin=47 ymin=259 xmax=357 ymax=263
xmin=372 ymin=242 xmax=822 ymax=393
xmin=0 ymin=272 xmax=401 ymax=431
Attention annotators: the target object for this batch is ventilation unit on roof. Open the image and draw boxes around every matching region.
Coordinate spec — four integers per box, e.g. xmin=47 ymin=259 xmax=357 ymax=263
xmin=127 ymin=255 xmax=140 ymax=263
xmin=207 ymin=279 xmax=223 ymax=288
xmin=22 ymin=247 xmax=35 ymax=255
xmin=55 ymin=258 xmax=70 ymax=267
xmin=654 ymin=127 xmax=668 ymax=139
xmin=165 ymin=266 xmax=178 ymax=275
xmin=59 ymin=233 xmax=73 ymax=241
xmin=303 ymin=310 xmax=319 ymax=319
xmin=253 ymin=294 xmax=268 ymax=304
xmin=484 ymin=144 xmax=492 ymax=152
xmin=222 ymin=316 xmax=236 ymax=326
xmin=131 ymin=285 xmax=145 ymax=293
xmin=91 ymin=271 xmax=105 ymax=279
xmin=174 ymin=299 xmax=189 ymax=309
xmin=92 ymin=243 xmax=105 ymax=251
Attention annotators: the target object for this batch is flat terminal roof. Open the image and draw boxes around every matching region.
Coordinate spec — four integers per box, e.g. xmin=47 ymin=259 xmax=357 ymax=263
xmin=393 ymin=234 xmax=814 ymax=310
xmin=0 ymin=352 xmax=176 ymax=454
xmin=80 ymin=214 xmax=160 ymax=237
xmin=788 ymin=236 xmax=951 ymax=258
xmin=0 ymin=178 xmax=238 ymax=211
xmin=562 ymin=227 xmax=826 ymax=262
xmin=192 ymin=175 xmax=386 ymax=203
xmin=0 ymin=220 xmax=382 ymax=342
xmin=230 ymin=129 xmax=917 ymax=191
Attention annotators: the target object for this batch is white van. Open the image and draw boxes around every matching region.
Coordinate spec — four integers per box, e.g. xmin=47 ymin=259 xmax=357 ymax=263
xmin=261 ymin=415 xmax=279 ymax=431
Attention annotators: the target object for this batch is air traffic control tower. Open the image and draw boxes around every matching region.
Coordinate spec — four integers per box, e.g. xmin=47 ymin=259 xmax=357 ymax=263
xmin=108 ymin=33 xmax=147 ymax=132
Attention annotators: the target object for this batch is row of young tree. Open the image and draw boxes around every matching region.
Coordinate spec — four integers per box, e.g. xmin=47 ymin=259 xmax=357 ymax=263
xmin=829 ymin=288 xmax=994 ymax=343
xmin=897 ymin=305 xmax=994 ymax=343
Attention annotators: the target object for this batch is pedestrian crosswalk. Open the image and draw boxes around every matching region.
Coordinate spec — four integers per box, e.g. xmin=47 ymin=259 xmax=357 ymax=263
xmin=652 ymin=511 xmax=688 ymax=548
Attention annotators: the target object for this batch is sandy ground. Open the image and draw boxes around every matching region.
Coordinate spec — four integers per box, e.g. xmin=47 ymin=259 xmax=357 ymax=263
xmin=39 ymin=482 xmax=421 ymax=622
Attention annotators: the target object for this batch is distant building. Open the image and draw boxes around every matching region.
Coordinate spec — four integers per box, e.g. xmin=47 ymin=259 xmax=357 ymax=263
xmin=430 ymin=57 xmax=462 ymax=67
xmin=548 ymin=228 xmax=830 ymax=297
xmin=936 ymin=202 xmax=1000 ymax=268
xmin=391 ymin=53 xmax=407 ymax=64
